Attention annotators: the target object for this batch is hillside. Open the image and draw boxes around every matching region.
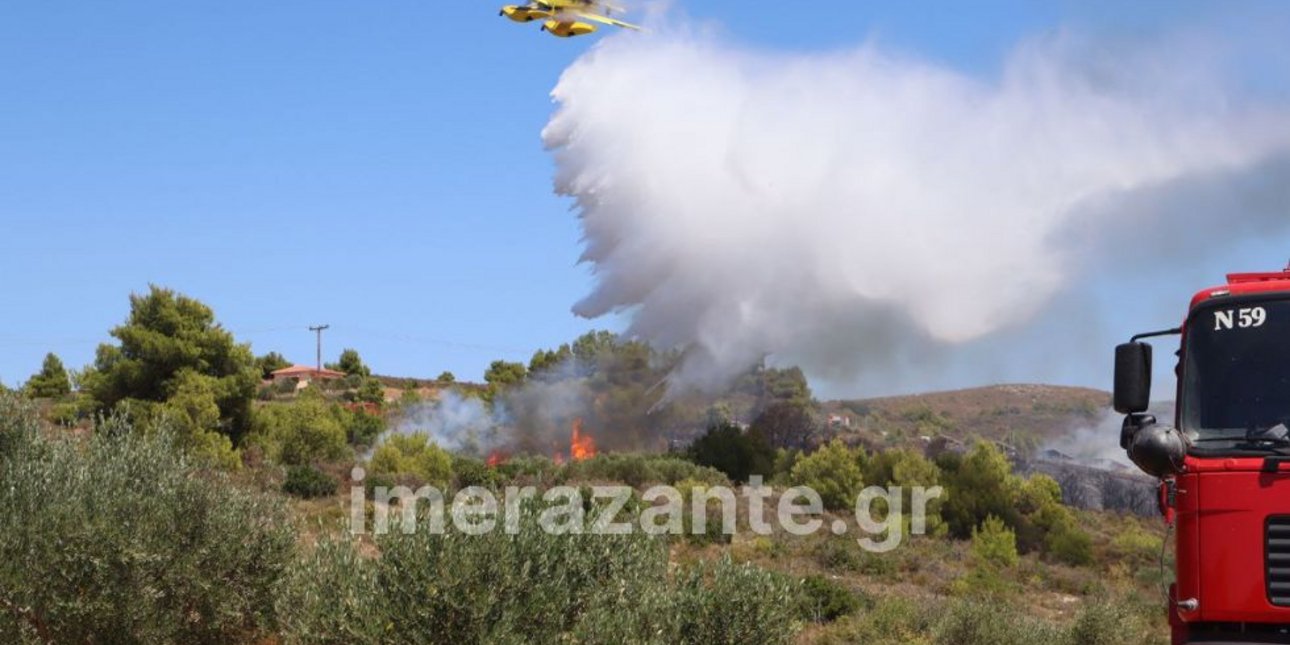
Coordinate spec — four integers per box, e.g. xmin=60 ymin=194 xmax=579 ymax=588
xmin=825 ymin=384 xmax=1109 ymax=452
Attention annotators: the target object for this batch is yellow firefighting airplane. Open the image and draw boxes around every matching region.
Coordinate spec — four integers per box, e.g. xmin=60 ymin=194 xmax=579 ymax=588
xmin=499 ymin=0 xmax=640 ymax=38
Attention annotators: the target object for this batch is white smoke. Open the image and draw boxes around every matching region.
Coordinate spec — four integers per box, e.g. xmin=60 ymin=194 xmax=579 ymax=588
xmin=1043 ymin=410 xmax=1133 ymax=469
xmin=391 ymin=368 xmax=591 ymax=456
xmin=543 ymin=26 xmax=1290 ymax=397
xmin=1043 ymin=402 xmax=1177 ymax=470
xmin=392 ymin=390 xmax=499 ymax=454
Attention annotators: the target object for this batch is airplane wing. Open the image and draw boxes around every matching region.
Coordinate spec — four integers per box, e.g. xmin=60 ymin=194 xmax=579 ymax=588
xmin=573 ymin=10 xmax=641 ymax=30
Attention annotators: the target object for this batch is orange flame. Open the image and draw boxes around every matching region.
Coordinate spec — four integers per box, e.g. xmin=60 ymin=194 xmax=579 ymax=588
xmin=570 ymin=418 xmax=597 ymax=461
xmin=486 ymin=450 xmax=507 ymax=468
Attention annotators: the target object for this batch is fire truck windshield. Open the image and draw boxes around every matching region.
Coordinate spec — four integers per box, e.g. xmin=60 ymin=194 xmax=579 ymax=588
xmin=1182 ymin=298 xmax=1290 ymax=446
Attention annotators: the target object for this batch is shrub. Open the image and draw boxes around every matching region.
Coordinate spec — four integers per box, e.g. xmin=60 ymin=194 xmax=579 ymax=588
xmin=687 ymin=421 xmax=776 ymax=483
xmin=1019 ymin=476 xmax=1093 ymax=566
xmin=452 ymin=454 xmax=502 ymax=489
xmin=338 ymin=406 xmax=385 ymax=448
xmin=368 ymin=432 xmax=453 ymax=487
xmin=493 ymin=454 xmax=562 ymax=484
xmin=815 ymin=538 xmax=865 ymax=572
xmin=251 ymin=392 xmax=350 ymax=466
xmin=1045 ymin=523 xmax=1094 ymax=567
xmin=1065 ymin=600 xmax=1142 ymax=645
xmin=942 ymin=442 xmax=1092 ymax=563
xmin=274 ymin=376 xmax=300 ymax=394
xmin=0 ymin=391 xmax=39 ymax=459
xmin=363 ymin=471 xmax=398 ymax=499
xmin=940 ymin=442 xmax=1019 ymax=539
xmin=790 ymin=439 xmax=865 ymax=511
xmin=23 ymin=352 xmax=71 ymax=399
xmin=0 ymin=401 xmax=294 ymax=643
xmin=932 ymin=598 xmax=1060 ymax=645
xmin=282 ymin=501 xmax=797 ymax=645
xmin=278 ymin=538 xmax=385 ymax=644
xmin=671 ymin=477 xmax=736 ymax=546
xmin=149 ymin=369 xmax=243 ymax=469
xmin=799 ymin=575 xmax=863 ymax=623
xmin=561 ymin=453 xmax=730 ymax=488
xmin=283 ymin=464 xmax=340 ymax=498
xmin=972 ymin=515 xmax=1019 ymax=569
xmin=1110 ymin=523 xmax=1163 ymax=567
xmin=283 ymin=502 xmax=799 ymax=645
xmin=354 ymin=377 xmax=385 ymax=405
xmin=820 ymin=596 xmax=935 ymax=645
xmin=667 ymin=557 xmax=799 ymax=644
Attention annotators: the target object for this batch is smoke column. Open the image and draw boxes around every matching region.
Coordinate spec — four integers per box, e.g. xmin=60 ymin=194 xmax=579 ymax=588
xmin=543 ymin=25 xmax=1290 ymax=397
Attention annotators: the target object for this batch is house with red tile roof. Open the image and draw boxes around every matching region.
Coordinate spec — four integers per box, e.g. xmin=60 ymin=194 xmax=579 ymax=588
xmin=269 ymin=364 xmax=346 ymax=384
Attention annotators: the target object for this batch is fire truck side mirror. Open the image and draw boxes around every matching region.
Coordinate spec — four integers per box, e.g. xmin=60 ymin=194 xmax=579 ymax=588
xmin=1114 ymin=341 xmax=1152 ymax=414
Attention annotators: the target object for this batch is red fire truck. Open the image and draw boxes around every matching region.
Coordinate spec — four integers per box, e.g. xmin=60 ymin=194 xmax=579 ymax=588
xmin=1116 ymin=265 xmax=1290 ymax=644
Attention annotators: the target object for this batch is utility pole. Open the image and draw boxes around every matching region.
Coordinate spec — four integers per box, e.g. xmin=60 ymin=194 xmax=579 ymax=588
xmin=309 ymin=325 xmax=329 ymax=375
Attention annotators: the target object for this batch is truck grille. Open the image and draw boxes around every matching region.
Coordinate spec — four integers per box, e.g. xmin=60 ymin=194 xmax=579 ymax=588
xmin=1267 ymin=517 xmax=1290 ymax=606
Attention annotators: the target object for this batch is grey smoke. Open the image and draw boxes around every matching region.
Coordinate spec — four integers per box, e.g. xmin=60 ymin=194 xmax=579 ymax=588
xmin=392 ymin=390 xmax=499 ymax=454
xmin=543 ymin=26 xmax=1290 ymax=398
xmin=391 ymin=368 xmax=591 ymax=456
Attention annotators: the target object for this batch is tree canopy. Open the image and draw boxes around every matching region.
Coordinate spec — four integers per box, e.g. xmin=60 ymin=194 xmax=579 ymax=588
xmin=86 ymin=285 xmax=259 ymax=444
xmin=751 ymin=400 xmax=818 ymax=451
xmin=255 ymin=351 xmax=291 ymax=379
xmin=327 ymin=348 xmax=371 ymax=378
xmin=24 ymin=352 xmax=71 ymax=399
xmin=686 ymin=421 xmax=775 ymax=483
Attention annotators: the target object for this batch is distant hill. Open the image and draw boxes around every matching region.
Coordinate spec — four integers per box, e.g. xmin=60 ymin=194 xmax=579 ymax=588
xmin=824 ymin=384 xmax=1110 ymax=452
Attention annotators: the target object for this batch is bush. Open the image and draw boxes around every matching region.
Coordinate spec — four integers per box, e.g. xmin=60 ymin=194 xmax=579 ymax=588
xmin=940 ymin=442 xmax=1019 ymax=539
xmin=23 ymin=352 xmax=71 ymax=399
xmin=865 ymin=448 xmax=944 ymax=530
xmin=1110 ymin=523 xmax=1163 ymax=567
xmin=666 ymin=557 xmax=799 ymax=644
xmin=1065 ymin=600 xmax=1142 ymax=645
xmin=941 ymin=442 xmax=1092 ymax=563
xmin=363 ymin=471 xmax=398 ymax=500
xmin=932 ymin=599 xmax=1060 ymax=645
xmin=282 ymin=505 xmax=798 ymax=645
xmin=815 ymin=538 xmax=865 ymax=572
xmin=251 ymin=392 xmax=350 ymax=466
xmin=972 ymin=515 xmax=1019 ymax=569
xmin=368 ymin=432 xmax=453 ymax=487
xmin=790 ymin=439 xmax=864 ymax=511
xmin=819 ymin=597 xmax=934 ymax=645
xmin=1046 ymin=523 xmax=1094 ymax=567
xmin=283 ymin=464 xmax=340 ymax=498
xmin=561 ymin=453 xmax=730 ymax=488
xmin=0 ymin=391 xmax=39 ymax=459
xmin=0 ymin=399 xmax=294 ymax=643
xmin=799 ymin=575 xmax=863 ymax=623
xmin=354 ymin=377 xmax=385 ymax=405
xmin=1018 ymin=476 xmax=1093 ymax=566
xmin=274 ymin=377 xmax=300 ymax=394
xmin=673 ymin=478 xmax=735 ymax=546
xmin=278 ymin=538 xmax=386 ymax=644
xmin=339 ymin=406 xmax=385 ymax=448
xmin=687 ymin=421 xmax=776 ymax=483
xmin=493 ymin=454 xmax=562 ymax=484
xmin=452 ymin=454 xmax=502 ymax=489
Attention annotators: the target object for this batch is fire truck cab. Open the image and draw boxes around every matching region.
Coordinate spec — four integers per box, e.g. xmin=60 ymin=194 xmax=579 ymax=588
xmin=1116 ymin=266 xmax=1290 ymax=645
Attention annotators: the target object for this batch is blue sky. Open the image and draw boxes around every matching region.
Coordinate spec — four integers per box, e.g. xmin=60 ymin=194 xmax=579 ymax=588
xmin=0 ymin=0 xmax=1281 ymax=390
